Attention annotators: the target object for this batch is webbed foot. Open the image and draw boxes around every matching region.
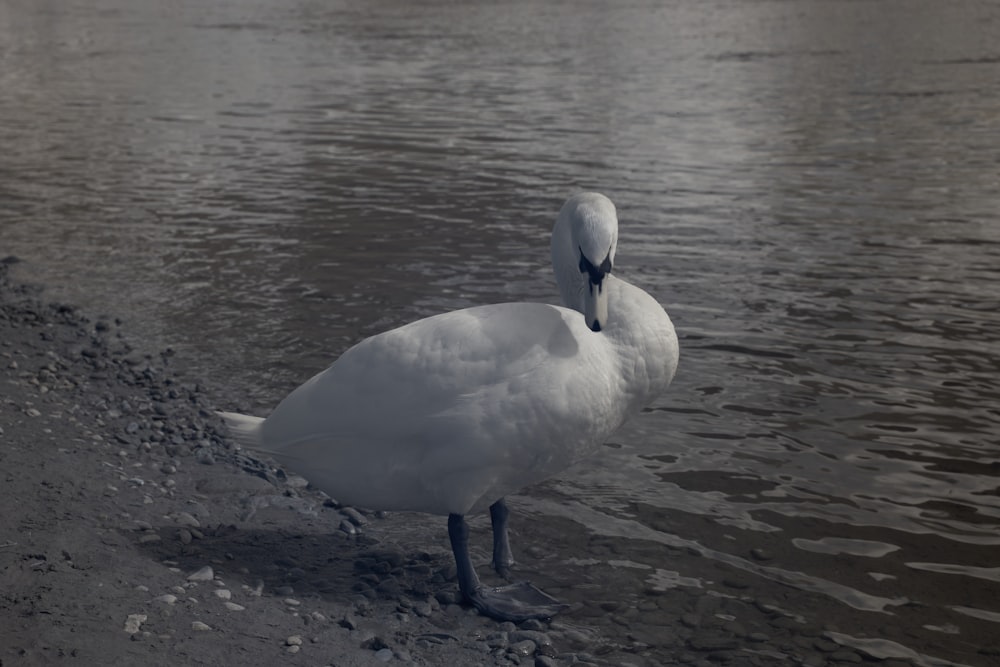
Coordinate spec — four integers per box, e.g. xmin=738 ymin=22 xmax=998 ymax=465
xmin=467 ymin=581 xmax=568 ymax=623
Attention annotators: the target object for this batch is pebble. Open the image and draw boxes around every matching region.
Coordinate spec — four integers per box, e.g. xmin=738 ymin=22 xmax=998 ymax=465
xmin=187 ymin=565 xmax=214 ymax=582
xmin=213 ymin=589 xmax=232 ymax=600
xmin=124 ymin=614 xmax=147 ymax=634
xmin=25 ymin=408 xmax=41 ymax=418
xmin=191 ymin=621 xmax=212 ymax=632
xmin=285 ymin=473 xmax=310 ymax=489
xmin=510 ymin=630 xmax=552 ymax=648
xmin=509 ymin=640 xmax=537 ymax=657
xmin=341 ymin=507 xmax=368 ymax=526
xmin=375 ymin=648 xmax=393 ymax=662
xmin=680 ymin=613 xmax=701 ymax=628
xmin=174 ymin=511 xmax=201 ymax=528
xmin=286 ymin=635 xmax=303 ymax=646
xmin=224 ymin=602 xmax=246 ymax=611
xmin=154 ymin=594 xmax=178 ymax=604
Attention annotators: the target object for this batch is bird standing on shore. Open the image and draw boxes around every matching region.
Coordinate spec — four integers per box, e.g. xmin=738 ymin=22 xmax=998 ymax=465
xmin=220 ymin=192 xmax=679 ymax=622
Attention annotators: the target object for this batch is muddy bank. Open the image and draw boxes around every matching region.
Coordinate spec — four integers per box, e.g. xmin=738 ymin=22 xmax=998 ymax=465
xmin=1 ymin=260 xmax=994 ymax=667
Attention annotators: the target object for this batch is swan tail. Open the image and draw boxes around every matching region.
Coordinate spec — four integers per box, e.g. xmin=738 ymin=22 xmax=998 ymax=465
xmin=217 ymin=411 xmax=266 ymax=451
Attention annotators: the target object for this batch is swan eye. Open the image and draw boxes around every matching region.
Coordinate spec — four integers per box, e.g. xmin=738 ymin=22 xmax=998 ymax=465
xmin=579 ymin=248 xmax=613 ymax=285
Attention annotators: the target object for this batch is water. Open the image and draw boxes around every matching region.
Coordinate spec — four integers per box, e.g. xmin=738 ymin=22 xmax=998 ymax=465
xmin=2 ymin=0 xmax=999 ymax=663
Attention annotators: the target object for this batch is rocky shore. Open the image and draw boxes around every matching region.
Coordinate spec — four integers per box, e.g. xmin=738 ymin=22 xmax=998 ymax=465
xmin=3 ymin=259 xmax=992 ymax=667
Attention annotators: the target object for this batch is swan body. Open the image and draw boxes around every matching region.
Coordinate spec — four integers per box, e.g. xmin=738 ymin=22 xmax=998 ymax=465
xmin=220 ymin=192 xmax=679 ymax=621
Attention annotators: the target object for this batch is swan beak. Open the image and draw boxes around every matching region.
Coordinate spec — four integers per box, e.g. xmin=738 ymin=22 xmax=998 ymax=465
xmin=584 ymin=278 xmax=608 ymax=332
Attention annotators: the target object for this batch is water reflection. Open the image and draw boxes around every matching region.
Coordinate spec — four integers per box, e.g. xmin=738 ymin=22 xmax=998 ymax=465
xmin=2 ymin=0 xmax=999 ymax=664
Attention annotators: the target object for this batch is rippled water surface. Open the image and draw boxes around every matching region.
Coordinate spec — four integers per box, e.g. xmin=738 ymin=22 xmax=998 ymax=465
xmin=3 ymin=0 xmax=999 ymax=664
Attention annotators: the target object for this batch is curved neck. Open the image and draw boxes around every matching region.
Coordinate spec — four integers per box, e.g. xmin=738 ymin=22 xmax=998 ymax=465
xmin=550 ymin=209 xmax=585 ymax=312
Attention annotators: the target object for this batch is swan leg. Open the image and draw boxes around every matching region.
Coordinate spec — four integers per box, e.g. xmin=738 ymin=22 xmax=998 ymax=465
xmin=447 ymin=513 xmax=567 ymax=623
xmin=489 ymin=498 xmax=515 ymax=577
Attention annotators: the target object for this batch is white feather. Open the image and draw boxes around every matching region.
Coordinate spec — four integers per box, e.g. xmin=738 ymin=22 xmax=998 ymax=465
xmin=218 ymin=193 xmax=678 ymax=517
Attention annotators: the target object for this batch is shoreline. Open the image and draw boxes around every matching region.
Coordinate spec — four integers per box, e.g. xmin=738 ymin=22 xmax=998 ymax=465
xmin=0 ymin=260 xmax=528 ymax=666
xmin=2 ymin=259 xmax=994 ymax=667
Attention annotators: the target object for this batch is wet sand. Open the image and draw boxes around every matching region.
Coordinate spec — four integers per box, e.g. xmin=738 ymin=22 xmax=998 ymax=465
xmin=2 ymin=260 xmax=997 ymax=667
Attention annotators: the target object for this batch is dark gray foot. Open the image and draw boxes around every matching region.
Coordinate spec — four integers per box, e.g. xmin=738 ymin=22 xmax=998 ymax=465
xmin=467 ymin=581 xmax=568 ymax=623
xmin=448 ymin=512 xmax=566 ymax=623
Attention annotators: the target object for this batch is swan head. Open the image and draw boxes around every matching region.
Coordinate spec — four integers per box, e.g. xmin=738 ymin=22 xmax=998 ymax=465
xmin=551 ymin=193 xmax=619 ymax=332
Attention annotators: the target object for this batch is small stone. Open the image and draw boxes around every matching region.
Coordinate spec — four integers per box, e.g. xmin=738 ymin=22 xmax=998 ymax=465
xmin=680 ymin=613 xmax=701 ymax=628
xmin=177 ymin=528 xmax=193 ymax=544
xmin=213 ymin=589 xmax=232 ymax=600
xmin=509 ymin=640 xmax=537 ymax=656
xmin=374 ymin=648 xmax=393 ymax=662
xmin=174 ymin=512 xmax=201 ymax=528
xmin=339 ymin=519 xmax=356 ymax=535
xmin=25 ymin=408 xmax=42 ymax=418
xmin=124 ymin=614 xmax=147 ymax=634
xmin=286 ymin=635 xmax=303 ymax=646
xmin=341 ymin=507 xmax=368 ymax=526
xmin=510 ymin=630 xmax=552 ymax=648
xmin=224 ymin=602 xmax=246 ymax=611
xmin=285 ymin=474 xmax=310 ymax=489
xmin=750 ymin=548 xmax=773 ymax=561
xmin=286 ymin=645 xmax=300 ymax=654
xmin=187 ymin=565 xmax=214 ymax=582
xmin=191 ymin=621 xmax=211 ymax=632
xmin=154 ymin=594 xmax=178 ymax=605
xmin=284 ymin=598 xmax=301 ymax=606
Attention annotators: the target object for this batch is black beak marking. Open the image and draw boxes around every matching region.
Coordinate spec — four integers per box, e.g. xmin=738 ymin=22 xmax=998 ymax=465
xmin=579 ymin=247 xmax=613 ymax=286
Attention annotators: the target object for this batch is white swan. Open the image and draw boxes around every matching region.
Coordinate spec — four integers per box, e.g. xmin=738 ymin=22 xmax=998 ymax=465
xmin=219 ymin=192 xmax=679 ymax=621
